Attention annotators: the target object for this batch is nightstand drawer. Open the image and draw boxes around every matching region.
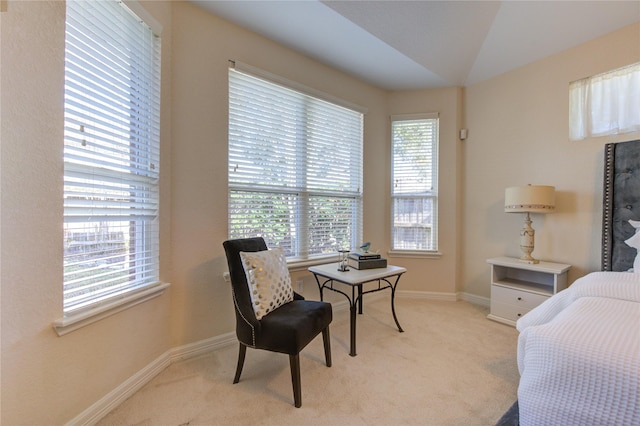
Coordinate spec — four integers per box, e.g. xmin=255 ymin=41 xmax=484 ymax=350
xmin=491 ymin=285 xmax=548 ymax=309
xmin=490 ymin=300 xmax=532 ymax=322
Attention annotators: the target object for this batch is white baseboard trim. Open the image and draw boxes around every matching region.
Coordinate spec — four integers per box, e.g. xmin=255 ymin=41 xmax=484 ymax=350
xmin=458 ymin=292 xmax=490 ymax=308
xmin=68 ymin=332 xmax=238 ymax=426
xmin=69 ymin=293 xmax=490 ymax=425
xmin=332 ymin=289 xmax=460 ymax=305
xmin=170 ymin=331 xmax=237 ymax=362
xmin=67 ymin=352 xmax=171 ymax=426
xmin=397 ymin=290 xmax=458 ymax=301
xmin=487 ymin=313 xmax=516 ymax=327
xmin=328 ymin=298 xmax=349 ymax=313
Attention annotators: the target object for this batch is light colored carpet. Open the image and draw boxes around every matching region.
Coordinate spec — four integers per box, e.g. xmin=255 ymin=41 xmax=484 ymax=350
xmin=97 ymin=298 xmax=520 ymax=425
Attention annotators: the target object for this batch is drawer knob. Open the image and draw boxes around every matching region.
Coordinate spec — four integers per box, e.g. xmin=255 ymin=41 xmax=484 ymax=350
xmin=517 ymin=313 xmax=522 ymax=317
xmin=517 ymin=297 xmax=522 ymax=301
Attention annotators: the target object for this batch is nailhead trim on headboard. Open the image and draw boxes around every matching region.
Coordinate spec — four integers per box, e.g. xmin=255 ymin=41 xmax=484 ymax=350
xmin=601 ymin=143 xmax=615 ymax=271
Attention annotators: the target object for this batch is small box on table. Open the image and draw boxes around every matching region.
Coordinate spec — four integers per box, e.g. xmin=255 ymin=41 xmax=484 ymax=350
xmin=349 ymin=251 xmax=381 ymax=260
xmin=347 ymin=256 xmax=387 ymax=270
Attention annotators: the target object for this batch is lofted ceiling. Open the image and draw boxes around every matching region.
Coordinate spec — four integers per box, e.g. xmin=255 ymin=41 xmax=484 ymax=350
xmin=189 ymin=0 xmax=640 ymax=91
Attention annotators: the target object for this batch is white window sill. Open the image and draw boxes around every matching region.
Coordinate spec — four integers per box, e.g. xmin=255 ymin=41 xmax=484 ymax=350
xmin=387 ymin=250 xmax=442 ymax=259
xmin=287 ymin=254 xmax=340 ymax=272
xmin=53 ymin=282 xmax=170 ymax=336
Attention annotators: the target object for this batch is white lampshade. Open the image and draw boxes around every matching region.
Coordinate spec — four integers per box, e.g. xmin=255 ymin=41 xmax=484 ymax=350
xmin=504 ymin=185 xmax=555 ymax=213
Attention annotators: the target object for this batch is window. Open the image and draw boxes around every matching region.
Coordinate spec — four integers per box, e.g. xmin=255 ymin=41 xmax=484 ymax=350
xmin=569 ymin=62 xmax=640 ymax=140
xmin=391 ymin=114 xmax=439 ymax=252
xmin=228 ymin=64 xmax=364 ymax=261
xmin=63 ymin=0 xmax=161 ymax=314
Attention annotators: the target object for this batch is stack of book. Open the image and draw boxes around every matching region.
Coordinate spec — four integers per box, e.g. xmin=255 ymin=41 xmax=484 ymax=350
xmin=347 ymin=251 xmax=387 ymax=270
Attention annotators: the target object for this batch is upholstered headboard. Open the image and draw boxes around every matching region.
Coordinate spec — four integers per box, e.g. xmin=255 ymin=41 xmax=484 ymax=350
xmin=602 ymin=139 xmax=640 ymax=271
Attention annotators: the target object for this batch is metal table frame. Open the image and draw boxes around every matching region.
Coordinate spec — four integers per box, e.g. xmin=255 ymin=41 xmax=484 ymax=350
xmin=308 ymin=263 xmax=406 ymax=356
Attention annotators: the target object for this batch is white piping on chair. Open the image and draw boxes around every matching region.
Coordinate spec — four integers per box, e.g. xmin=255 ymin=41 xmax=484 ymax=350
xmin=231 ymin=286 xmax=256 ymax=347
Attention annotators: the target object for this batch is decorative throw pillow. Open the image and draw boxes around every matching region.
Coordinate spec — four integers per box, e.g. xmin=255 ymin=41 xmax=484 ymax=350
xmin=240 ymin=248 xmax=294 ymax=319
xmin=624 ymin=231 xmax=640 ymax=273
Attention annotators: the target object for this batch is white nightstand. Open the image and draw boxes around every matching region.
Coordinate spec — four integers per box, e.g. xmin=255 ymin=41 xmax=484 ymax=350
xmin=487 ymin=257 xmax=571 ymax=326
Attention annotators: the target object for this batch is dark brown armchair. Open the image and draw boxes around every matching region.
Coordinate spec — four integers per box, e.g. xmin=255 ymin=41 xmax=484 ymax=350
xmin=222 ymin=237 xmax=332 ymax=407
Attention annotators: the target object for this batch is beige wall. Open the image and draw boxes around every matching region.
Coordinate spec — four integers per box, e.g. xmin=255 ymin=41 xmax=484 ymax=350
xmin=462 ymin=22 xmax=640 ymax=298
xmin=1 ymin=1 xmax=173 ymax=424
xmin=387 ymin=88 xmax=464 ymax=294
xmin=169 ymin=1 xmax=465 ymax=349
xmin=169 ymin=1 xmax=464 ymax=349
xmin=1 ymin=0 xmax=638 ymax=423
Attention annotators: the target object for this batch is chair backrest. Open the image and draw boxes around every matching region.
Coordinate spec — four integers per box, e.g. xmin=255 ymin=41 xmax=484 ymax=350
xmin=222 ymin=237 xmax=268 ymax=346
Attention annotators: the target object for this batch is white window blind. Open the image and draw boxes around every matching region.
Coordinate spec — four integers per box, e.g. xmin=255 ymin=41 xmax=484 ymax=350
xmin=228 ymin=66 xmax=363 ymax=259
xmin=391 ymin=114 xmax=439 ymax=251
xmin=63 ymin=0 xmax=161 ymax=313
xmin=569 ymin=62 xmax=640 ymax=140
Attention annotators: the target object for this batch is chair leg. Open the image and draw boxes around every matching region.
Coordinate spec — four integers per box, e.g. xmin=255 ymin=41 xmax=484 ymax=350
xmin=233 ymin=343 xmax=247 ymax=384
xmin=322 ymin=327 xmax=332 ymax=367
xmin=289 ymin=354 xmax=302 ymax=408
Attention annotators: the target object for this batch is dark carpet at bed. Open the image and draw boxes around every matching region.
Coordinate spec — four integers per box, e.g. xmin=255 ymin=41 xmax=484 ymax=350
xmin=496 ymin=401 xmax=519 ymax=426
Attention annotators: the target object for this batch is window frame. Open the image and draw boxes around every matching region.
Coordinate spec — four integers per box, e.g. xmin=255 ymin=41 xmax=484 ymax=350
xmin=569 ymin=62 xmax=640 ymax=141
xmin=389 ymin=113 xmax=440 ymax=255
xmin=228 ymin=63 xmax=365 ymax=265
xmin=59 ymin=0 xmax=165 ymax=329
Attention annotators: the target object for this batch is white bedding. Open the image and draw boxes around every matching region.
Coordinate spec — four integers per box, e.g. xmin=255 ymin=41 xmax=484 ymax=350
xmin=516 ymin=272 xmax=640 ymax=426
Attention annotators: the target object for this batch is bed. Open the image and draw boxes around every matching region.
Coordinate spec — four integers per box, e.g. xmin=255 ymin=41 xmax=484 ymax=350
xmin=514 ymin=139 xmax=640 ymax=426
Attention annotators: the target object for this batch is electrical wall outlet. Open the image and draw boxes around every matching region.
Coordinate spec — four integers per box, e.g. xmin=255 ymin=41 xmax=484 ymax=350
xmin=296 ymin=279 xmax=304 ymax=293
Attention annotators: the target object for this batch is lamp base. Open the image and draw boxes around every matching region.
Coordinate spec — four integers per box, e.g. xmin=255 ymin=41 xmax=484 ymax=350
xmin=519 ymin=213 xmax=539 ymax=264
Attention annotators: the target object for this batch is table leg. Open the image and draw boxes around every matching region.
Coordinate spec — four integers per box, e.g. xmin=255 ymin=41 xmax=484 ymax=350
xmin=390 ymin=276 xmax=404 ymax=332
xmin=312 ymin=273 xmax=324 ymax=301
xmin=349 ymin=303 xmax=357 ymax=356
xmin=357 ymin=284 xmax=363 ymax=314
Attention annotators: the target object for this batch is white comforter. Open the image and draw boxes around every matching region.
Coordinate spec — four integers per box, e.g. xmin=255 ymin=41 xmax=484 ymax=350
xmin=516 ymin=272 xmax=640 ymax=426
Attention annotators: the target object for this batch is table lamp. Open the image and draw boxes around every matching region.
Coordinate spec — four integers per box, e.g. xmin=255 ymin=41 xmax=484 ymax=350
xmin=504 ymin=185 xmax=555 ymax=264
